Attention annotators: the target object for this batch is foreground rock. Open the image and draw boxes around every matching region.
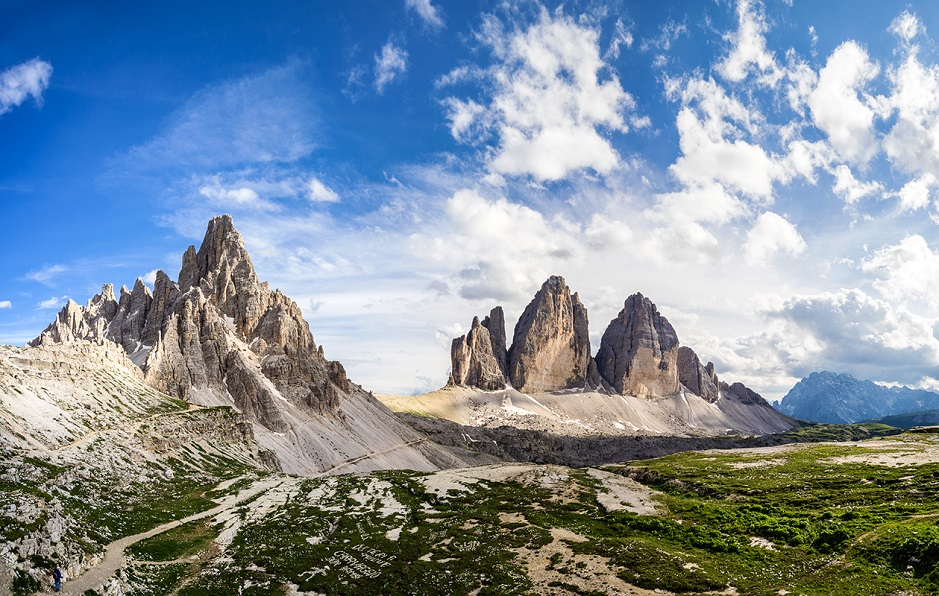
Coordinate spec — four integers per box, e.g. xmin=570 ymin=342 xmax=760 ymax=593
xmin=507 ymin=276 xmax=596 ymax=392
xmin=28 ymin=215 xmax=467 ymax=475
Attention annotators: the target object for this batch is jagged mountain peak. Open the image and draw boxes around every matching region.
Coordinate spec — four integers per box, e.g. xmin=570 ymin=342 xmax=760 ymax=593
xmin=508 ymin=275 xmax=594 ymax=392
xmin=778 ymin=370 xmax=939 ymax=424
xmin=26 ymin=215 xmax=465 ymax=475
xmin=179 ymin=214 xmax=259 ymax=293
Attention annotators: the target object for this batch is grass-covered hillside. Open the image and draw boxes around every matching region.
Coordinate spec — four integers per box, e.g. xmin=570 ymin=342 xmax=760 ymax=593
xmin=68 ymin=431 xmax=939 ymax=596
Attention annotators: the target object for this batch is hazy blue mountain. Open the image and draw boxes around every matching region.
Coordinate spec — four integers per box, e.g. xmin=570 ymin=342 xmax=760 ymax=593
xmin=776 ymin=371 xmax=939 ymax=424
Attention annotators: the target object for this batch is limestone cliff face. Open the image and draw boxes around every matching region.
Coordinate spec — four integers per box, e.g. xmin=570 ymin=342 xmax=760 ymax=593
xmin=507 ymin=276 xmax=595 ymax=392
xmin=25 ymin=216 xmax=485 ymax=475
xmin=449 ymin=307 xmax=508 ymax=391
xmin=596 ymin=293 xmax=680 ymax=397
xmin=677 ymin=346 xmax=720 ymax=403
xmin=31 ymin=215 xmax=349 ymax=431
xmin=30 ymin=285 xmax=119 ymax=347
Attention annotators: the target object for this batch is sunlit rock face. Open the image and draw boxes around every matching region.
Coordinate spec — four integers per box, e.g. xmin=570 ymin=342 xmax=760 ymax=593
xmin=596 ymin=293 xmax=680 ymax=398
xmin=449 ymin=307 xmax=509 ymax=391
xmin=507 ymin=276 xmax=596 ymax=393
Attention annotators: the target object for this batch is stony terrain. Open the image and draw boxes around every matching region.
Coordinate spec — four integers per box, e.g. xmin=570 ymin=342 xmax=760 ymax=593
xmin=381 ymin=385 xmax=793 ymax=438
xmin=0 ymin=342 xmax=278 ymax=593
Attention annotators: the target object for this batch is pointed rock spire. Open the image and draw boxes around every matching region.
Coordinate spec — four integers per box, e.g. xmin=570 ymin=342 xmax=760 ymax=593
xmin=596 ymin=293 xmax=680 ymax=397
xmin=678 ymin=346 xmax=720 ymax=403
xmin=29 ymin=285 xmax=118 ymax=347
xmin=449 ymin=307 xmax=509 ymax=390
xmin=507 ymin=276 xmax=594 ymax=392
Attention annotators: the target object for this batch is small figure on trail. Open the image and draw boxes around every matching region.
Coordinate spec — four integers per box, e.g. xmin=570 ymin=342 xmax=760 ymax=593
xmin=53 ymin=566 xmax=62 ymax=592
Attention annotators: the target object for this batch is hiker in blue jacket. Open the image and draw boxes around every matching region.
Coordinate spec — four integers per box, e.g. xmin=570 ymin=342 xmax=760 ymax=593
xmin=53 ymin=566 xmax=62 ymax=592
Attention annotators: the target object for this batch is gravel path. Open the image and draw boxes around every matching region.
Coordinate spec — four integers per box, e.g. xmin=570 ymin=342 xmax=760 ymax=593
xmin=60 ymin=476 xmax=283 ymax=595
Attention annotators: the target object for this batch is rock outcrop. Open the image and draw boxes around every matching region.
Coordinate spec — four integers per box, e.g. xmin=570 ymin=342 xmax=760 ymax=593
xmin=677 ymin=346 xmax=720 ymax=403
xmin=507 ymin=276 xmax=595 ymax=392
xmin=596 ymin=293 xmax=680 ymax=397
xmin=449 ymin=307 xmax=508 ymax=390
xmin=720 ymin=381 xmax=764 ymax=405
xmin=28 ymin=215 xmax=465 ymax=475
xmin=30 ymin=285 xmax=119 ymax=347
xmin=34 ymin=216 xmax=346 ymax=420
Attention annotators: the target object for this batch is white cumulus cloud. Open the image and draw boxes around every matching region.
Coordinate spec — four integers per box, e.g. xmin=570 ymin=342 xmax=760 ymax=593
xmin=0 ymin=301 xmax=11 ymax=310
xmin=374 ymin=42 xmax=408 ymax=93
xmin=0 ymin=58 xmax=52 ymax=116
xmin=831 ymin=164 xmax=883 ymax=204
xmin=425 ymin=189 xmax=581 ymax=301
xmin=199 ymin=178 xmax=274 ymax=210
xmin=765 ymin=289 xmax=939 ymax=384
xmin=142 ymin=270 xmax=158 ymax=286
xmin=668 ymin=76 xmax=787 ymax=199
xmin=808 ymin=41 xmax=880 ymax=165
xmin=443 ymin=10 xmax=636 ymax=181
xmin=405 ymin=0 xmax=444 ymax=28
xmin=893 ymin=173 xmax=938 ymax=211
xmin=881 ymin=28 xmax=939 ymax=178
xmin=890 ymin=10 xmax=924 ymax=45
xmin=308 ymin=178 xmax=340 ymax=203
xmin=862 ymin=235 xmax=939 ymax=311
xmin=717 ymin=0 xmax=782 ymax=86
xmin=36 ymin=296 xmax=68 ymax=310
xmin=744 ymin=211 xmax=806 ymax=264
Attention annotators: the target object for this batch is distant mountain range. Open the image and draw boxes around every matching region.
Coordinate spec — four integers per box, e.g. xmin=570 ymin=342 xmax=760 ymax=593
xmin=775 ymin=371 xmax=939 ymax=424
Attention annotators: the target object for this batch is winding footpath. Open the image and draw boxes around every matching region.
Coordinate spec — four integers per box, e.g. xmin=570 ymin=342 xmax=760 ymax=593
xmin=60 ymin=476 xmax=283 ymax=595
xmin=58 ymin=438 xmax=428 ymax=594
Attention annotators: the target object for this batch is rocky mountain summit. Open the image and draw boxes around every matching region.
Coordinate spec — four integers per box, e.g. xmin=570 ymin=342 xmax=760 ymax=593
xmin=777 ymin=371 xmax=939 ymax=424
xmin=29 ymin=215 xmax=466 ymax=475
xmin=596 ymin=293 xmax=680 ymax=397
xmin=448 ymin=307 xmax=508 ymax=391
xmin=507 ymin=276 xmax=596 ymax=392
xmin=448 ymin=276 xmax=598 ymax=393
xmin=448 ymin=276 xmax=767 ymax=412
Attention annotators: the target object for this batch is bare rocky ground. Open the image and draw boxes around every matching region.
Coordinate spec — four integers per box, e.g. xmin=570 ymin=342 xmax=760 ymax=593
xmin=379 ymin=385 xmax=793 ymax=438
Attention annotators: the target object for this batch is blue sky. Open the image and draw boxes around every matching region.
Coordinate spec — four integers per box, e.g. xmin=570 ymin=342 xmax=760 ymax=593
xmin=4 ymin=0 xmax=939 ymax=400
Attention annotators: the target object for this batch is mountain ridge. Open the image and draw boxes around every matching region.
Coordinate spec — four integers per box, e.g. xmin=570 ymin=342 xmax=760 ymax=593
xmin=777 ymin=370 xmax=939 ymax=424
xmin=26 ymin=215 xmax=477 ymax=475
xmin=441 ymin=275 xmax=791 ymax=436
